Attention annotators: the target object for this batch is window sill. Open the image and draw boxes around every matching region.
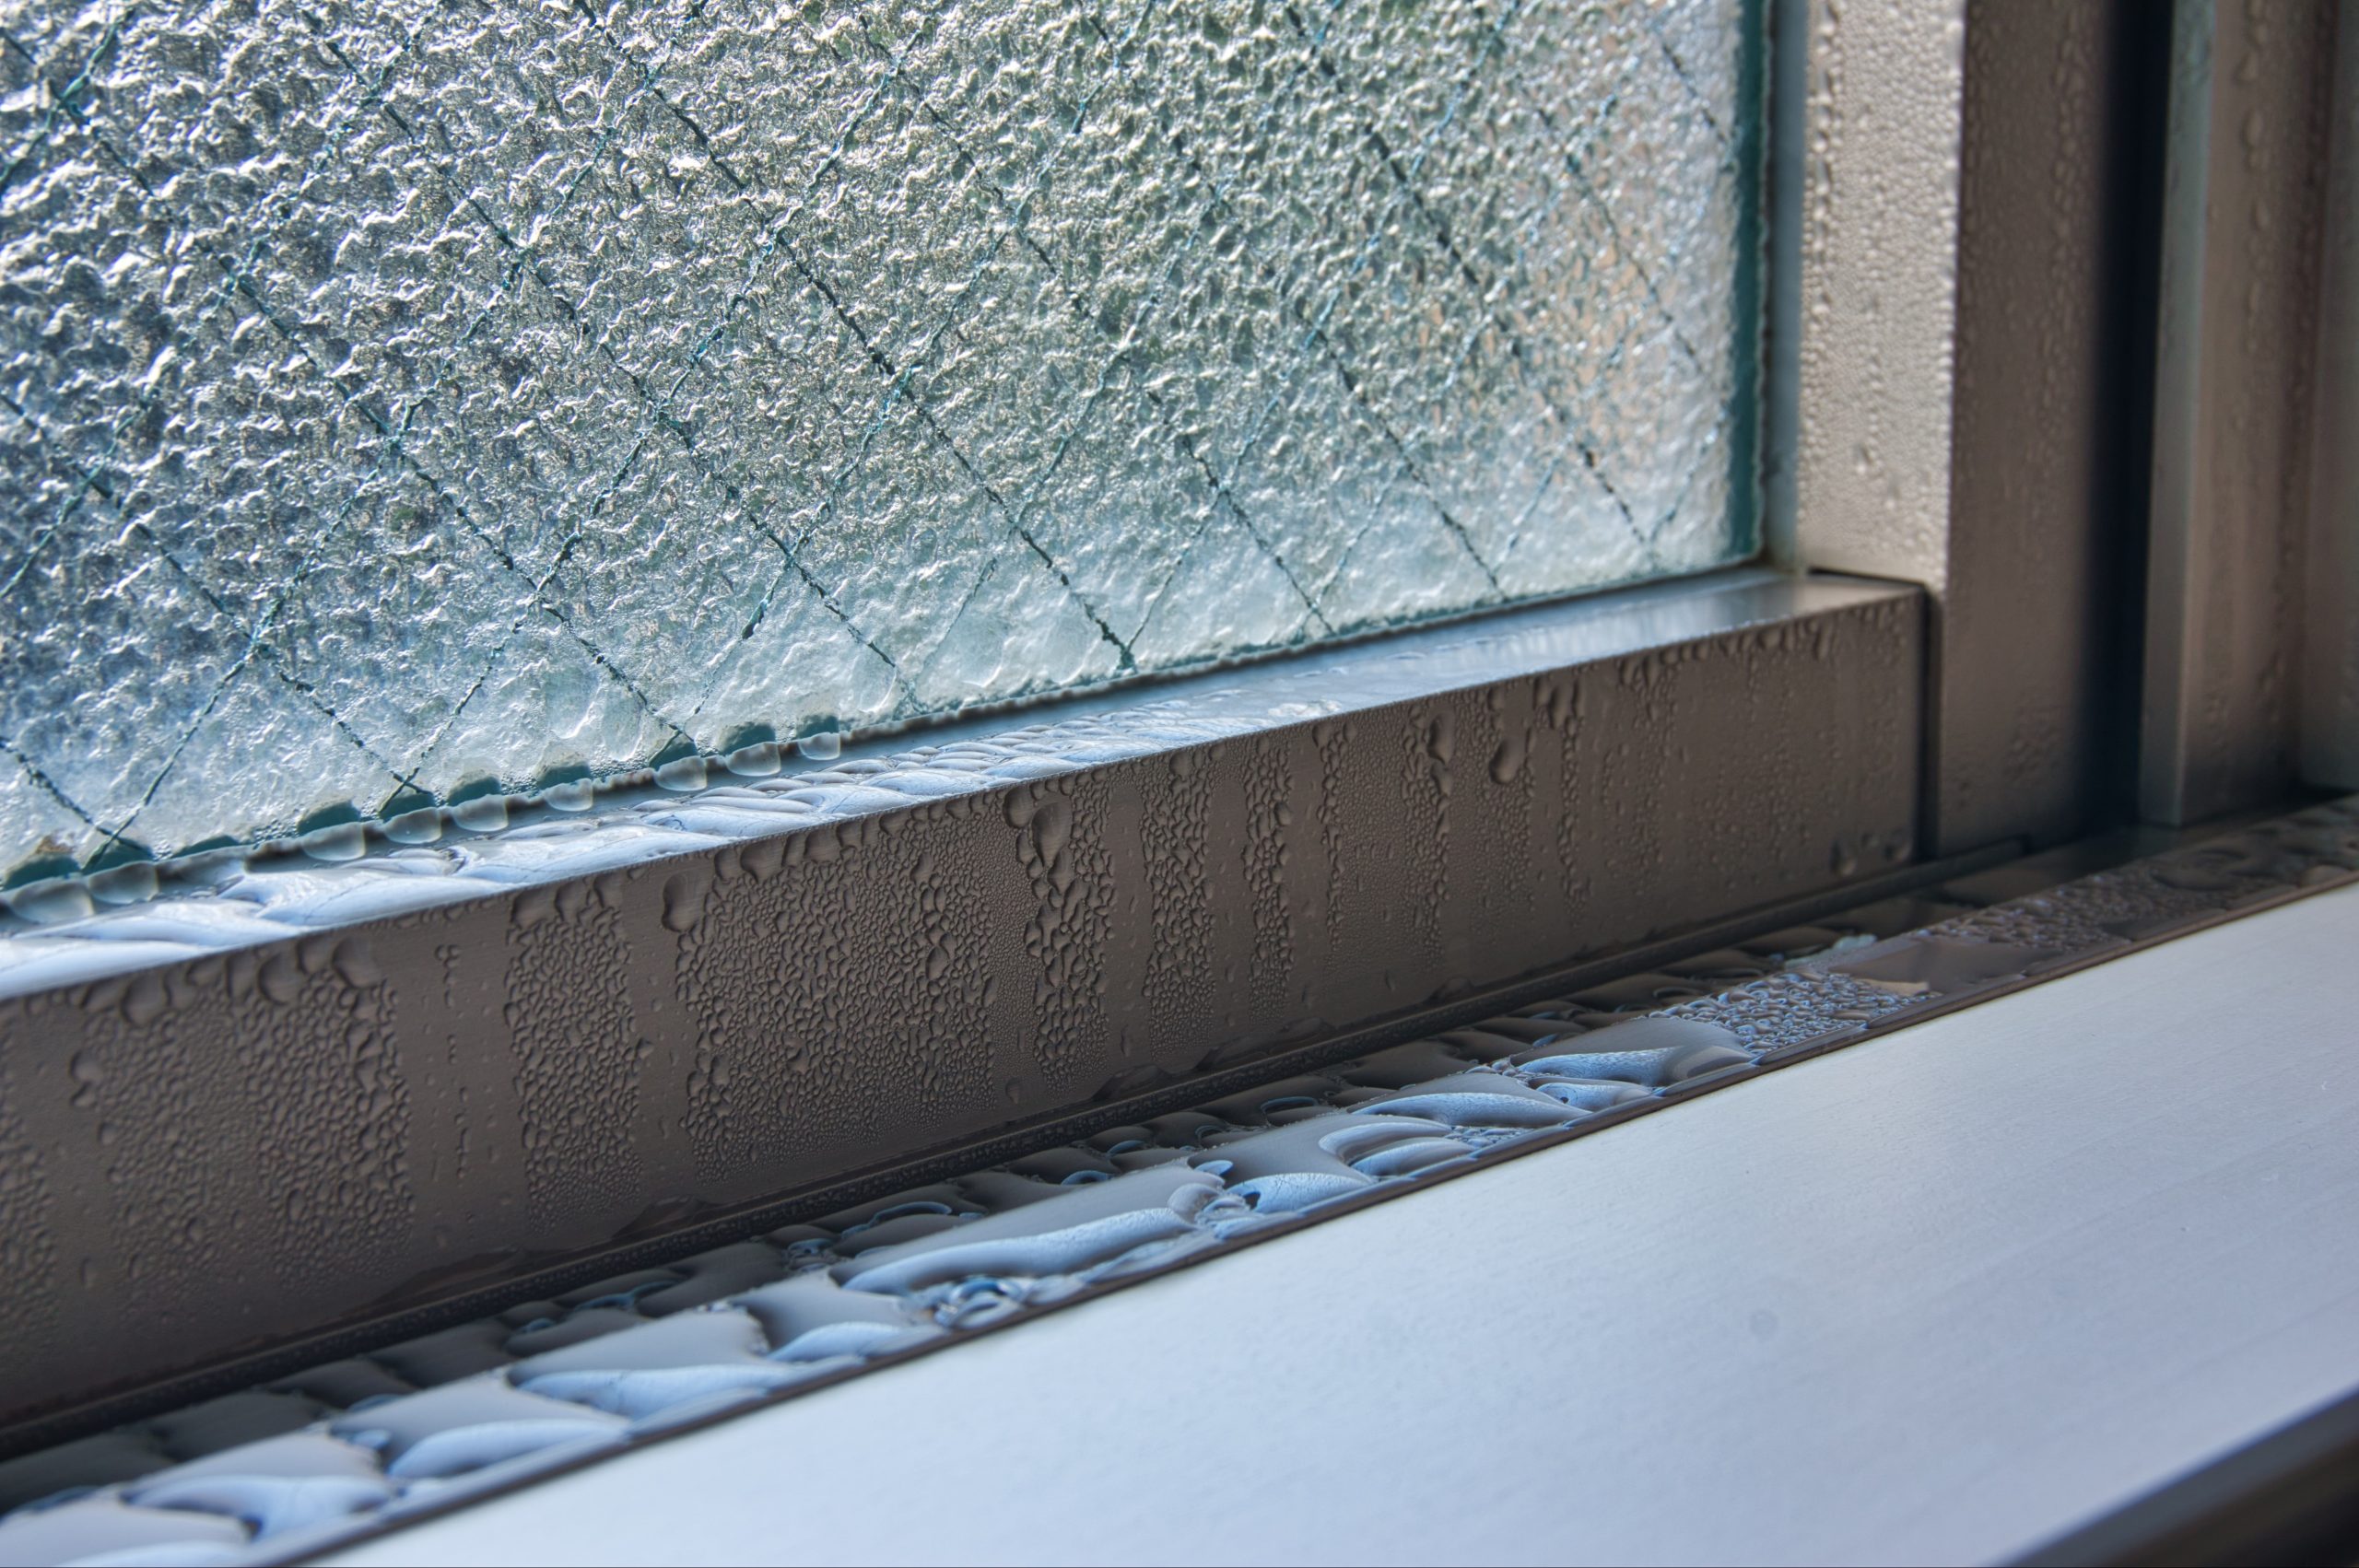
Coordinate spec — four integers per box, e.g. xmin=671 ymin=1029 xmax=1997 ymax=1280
xmin=0 ymin=566 xmax=1922 ymax=1433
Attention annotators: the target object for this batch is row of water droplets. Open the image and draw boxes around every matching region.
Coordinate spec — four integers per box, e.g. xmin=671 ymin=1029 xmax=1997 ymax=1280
xmin=0 ymin=730 xmax=852 ymax=930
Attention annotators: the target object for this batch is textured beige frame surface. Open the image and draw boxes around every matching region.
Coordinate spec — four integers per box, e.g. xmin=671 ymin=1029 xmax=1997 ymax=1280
xmin=1784 ymin=0 xmax=2164 ymax=855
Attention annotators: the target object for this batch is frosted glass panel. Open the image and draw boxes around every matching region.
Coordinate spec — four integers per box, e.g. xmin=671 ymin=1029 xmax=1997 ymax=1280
xmin=0 ymin=0 xmax=1758 ymax=880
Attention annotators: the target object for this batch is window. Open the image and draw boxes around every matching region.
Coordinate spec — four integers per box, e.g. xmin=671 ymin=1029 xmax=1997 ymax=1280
xmin=16 ymin=0 xmax=2350 ymax=1501
xmin=0 ymin=0 xmax=1760 ymax=883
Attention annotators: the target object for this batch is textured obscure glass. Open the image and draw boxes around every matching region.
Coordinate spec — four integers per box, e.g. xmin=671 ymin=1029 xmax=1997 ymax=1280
xmin=0 ymin=0 xmax=1757 ymax=880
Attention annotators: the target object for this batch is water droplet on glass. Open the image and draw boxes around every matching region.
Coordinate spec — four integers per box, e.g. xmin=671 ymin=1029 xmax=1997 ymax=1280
xmin=725 ymin=743 xmax=782 ymax=777
xmin=385 ymin=809 xmax=443 ymax=845
xmin=4 ymin=880 xmax=93 ymax=924
xmin=299 ymin=821 xmax=367 ymax=861
xmin=88 ymin=862 xmax=158 ymax=905
xmin=452 ymin=795 xmax=511 ymax=834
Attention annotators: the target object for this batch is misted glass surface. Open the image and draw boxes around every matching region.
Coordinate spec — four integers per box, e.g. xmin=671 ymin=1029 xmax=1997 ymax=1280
xmin=0 ymin=0 xmax=1759 ymax=880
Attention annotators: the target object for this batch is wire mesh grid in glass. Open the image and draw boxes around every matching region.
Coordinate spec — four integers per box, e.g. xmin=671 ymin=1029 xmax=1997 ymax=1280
xmin=0 ymin=0 xmax=1763 ymax=883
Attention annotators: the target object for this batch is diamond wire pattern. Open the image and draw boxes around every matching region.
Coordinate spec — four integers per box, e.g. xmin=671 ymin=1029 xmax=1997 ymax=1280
xmin=0 ymin=0 xmax=1755 ymax=877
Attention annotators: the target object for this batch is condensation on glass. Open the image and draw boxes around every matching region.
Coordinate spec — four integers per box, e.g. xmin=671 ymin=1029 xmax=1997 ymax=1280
xmin=0 ymin=0 xmax=1760 ymax=883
